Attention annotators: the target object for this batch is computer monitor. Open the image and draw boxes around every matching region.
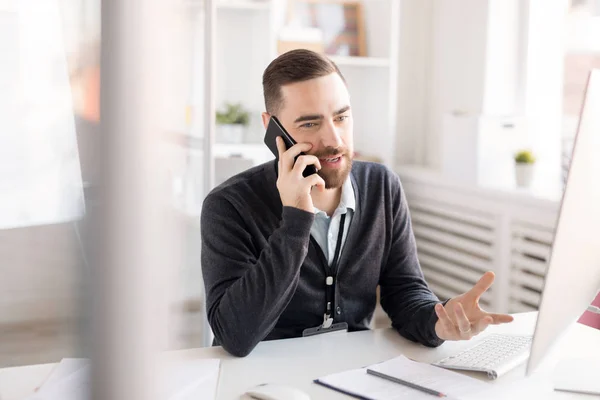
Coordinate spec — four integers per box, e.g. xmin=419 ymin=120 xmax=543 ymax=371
xmin=526 ymin=69 xmax=600 ymax=375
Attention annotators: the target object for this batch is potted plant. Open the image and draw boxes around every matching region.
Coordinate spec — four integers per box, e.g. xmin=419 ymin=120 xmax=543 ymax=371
xmin=514 ymin=149 xmax=536 ymax=187
xmin=216 ymin=103 xmax=250 ymax=143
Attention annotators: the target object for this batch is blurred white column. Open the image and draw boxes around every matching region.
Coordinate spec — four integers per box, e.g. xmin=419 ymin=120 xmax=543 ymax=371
xmin=93 ymin=0 xmax=174 ymax=399
xmin=202 ymin=0 xmax=216 ymax=348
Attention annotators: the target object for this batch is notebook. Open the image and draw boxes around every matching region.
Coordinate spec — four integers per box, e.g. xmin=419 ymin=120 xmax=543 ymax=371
xmin=315 ymin=355 xmax=488 ymax=400
xmin=553 ymin=358 xmax=600 ymax=396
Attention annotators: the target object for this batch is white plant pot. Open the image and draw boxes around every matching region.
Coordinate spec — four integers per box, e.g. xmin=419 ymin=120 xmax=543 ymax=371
xmin=217 ymin=124 xmax=245 ymax=144
xmin=515 ymin=163 xmax=534 ymax=187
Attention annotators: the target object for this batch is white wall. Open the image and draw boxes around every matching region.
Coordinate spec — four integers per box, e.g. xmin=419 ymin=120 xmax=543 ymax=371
xmin=395 ymin=0 xmax=500 ymax=168
xmin=566 ymin=16 xmax=600 ymax=52
xmin=522 ymin=0 xmax=569 ymax=188
xmin=395 ymin=0 xmax=433 ymax=165
xmin=483 ymin=0 xmax=521 ymax=116
xmin=397 ymin=0 xmax=567 ymax=180
xmin=426 ymin=0 xmax=489 ymax=169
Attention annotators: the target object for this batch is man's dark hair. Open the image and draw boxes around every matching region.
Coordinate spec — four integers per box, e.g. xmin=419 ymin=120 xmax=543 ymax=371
xmin=262 ymin=49 xmax=345 ymax=116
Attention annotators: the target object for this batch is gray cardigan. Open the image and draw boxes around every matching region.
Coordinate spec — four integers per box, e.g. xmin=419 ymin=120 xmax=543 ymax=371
xmin=200 ymin=160 xmax=444 ymax=356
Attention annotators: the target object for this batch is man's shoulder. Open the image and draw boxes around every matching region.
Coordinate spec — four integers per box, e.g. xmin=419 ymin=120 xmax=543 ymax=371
xmin=351 ymin=160 xmax=401 ymax=187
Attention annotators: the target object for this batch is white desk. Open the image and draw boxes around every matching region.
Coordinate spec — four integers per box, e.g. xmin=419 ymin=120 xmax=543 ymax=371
xmin=1 ymin=312 xmax=599 ymax=399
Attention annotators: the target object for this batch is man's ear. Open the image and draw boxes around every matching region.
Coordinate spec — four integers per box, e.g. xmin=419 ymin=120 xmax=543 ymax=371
xmin=261 ymin=112 xmax=271 ymax=129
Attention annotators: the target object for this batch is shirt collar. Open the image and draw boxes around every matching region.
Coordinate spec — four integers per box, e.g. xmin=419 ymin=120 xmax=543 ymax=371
xmin=313 ymin=175 xmax=356 ymax=216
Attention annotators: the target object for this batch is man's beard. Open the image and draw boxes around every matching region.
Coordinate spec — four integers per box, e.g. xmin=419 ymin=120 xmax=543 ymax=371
xmin=314 ymin=147 xmax=353 ymax=189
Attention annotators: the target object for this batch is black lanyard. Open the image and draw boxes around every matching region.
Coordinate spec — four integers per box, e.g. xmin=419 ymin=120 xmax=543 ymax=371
xmin=324 ymin=213 xmax=346 ymax=325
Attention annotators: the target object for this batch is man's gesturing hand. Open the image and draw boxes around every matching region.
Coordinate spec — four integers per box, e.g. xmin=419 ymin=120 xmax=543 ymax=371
xmin=434 ymin=271 xmax=514 ymax=341
xmin=276 ymin=136 xmax=326 ymax=213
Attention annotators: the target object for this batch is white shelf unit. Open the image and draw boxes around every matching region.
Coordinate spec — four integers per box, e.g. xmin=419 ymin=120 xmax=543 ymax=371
xmin=214 ymin=0 xmax=274 ymax=148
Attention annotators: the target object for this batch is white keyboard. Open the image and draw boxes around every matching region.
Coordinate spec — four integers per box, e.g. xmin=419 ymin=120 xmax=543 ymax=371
xmin=433 ymin=334 xmax=533 ymax=379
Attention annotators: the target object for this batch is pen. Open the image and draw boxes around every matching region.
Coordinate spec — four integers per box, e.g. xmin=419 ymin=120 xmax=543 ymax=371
xmin=366 ymin=368 xmax=447 ymax=398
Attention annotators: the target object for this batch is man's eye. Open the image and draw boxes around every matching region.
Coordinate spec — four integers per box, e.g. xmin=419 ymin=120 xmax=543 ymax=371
xmin=301 ymin=122 xmax=317 ymax=128
xmin=336 ymin=115 xmax=348 ymax=122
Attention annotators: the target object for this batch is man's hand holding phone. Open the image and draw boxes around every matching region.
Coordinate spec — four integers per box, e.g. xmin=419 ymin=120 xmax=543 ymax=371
xmin=276 ymin=137 xmax=325 ymax=213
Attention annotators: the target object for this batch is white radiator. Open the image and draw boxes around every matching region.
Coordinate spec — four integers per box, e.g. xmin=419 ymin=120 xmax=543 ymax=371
xmin=509 ymin=222 xmax=554 ymax=312
xmin=408 ymin=197 xmax=496 ymax=309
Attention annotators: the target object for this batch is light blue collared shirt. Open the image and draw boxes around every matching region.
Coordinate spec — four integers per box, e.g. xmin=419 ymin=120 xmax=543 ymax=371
xmin=310 ymin=177 xmax=356 ymax=266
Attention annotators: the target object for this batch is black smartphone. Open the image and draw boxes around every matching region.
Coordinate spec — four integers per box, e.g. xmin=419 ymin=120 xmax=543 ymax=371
xmin=264 ymin=116 xmax=318 ymax=177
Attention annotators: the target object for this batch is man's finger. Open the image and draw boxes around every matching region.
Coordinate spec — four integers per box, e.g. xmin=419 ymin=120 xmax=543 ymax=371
xmin=276 ymin=137 xmax=285 ymax=170
xmin=454 ymin=303 xmax=472 ymax=338
xmin=305 ymin=173 xmax=326 ymax=192
xmin=435 ymin=303 xmax=456 ymax=336
xmin=292 ymin=155 xmax=321 ymax=176
xmin=468 ymin=271 xmax=495 ymax=300
xmin=281 ymin=142 xmax=312 ymax=163
xmin=275 ymin=136 xmax=286 ymax=157
xmin=278 ymin=139 xmax=313 ymax=172
xmin=486 ymin=313 xmax=514 ymax=324
xmin=276 ymin=137 xmax=293 ymax=172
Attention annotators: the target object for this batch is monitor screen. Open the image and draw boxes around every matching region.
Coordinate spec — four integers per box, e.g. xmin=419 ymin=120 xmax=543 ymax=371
xmin=526 ymin=69 xmax=600 ymax=375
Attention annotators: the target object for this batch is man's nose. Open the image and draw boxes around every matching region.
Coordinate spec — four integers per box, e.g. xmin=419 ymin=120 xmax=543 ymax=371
xmin=321 ymin=121 xmax=343 ymax=149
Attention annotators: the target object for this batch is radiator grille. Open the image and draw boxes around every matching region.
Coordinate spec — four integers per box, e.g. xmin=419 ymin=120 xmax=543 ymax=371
xmin=509 ymin=222 xmax=555 ymax=312
xmin=408 ymin=198 xmax=496 ymax=308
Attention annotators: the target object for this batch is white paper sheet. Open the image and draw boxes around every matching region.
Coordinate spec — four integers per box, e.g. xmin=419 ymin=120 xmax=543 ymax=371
xmin=26 ymin=358 xmax=220 ymax=400
xmin=27 ymin=364 xmax=90 ymax=400
xmin=553 ymin=358 xmax=600 ymax=395
xmin=163 ymin=359 xmax=220 ymax=400
xmin=316 ymin=355 xmax=489 ymax=400
xmin=35 ymin=358 xmax=89 ymax=392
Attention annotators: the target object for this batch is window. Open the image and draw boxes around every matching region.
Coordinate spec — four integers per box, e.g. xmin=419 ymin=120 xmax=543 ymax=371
xmin=562 ymin=0 xmax=600 ymax=158
xmin=0 ymin=1 xmax=85 ymax=229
